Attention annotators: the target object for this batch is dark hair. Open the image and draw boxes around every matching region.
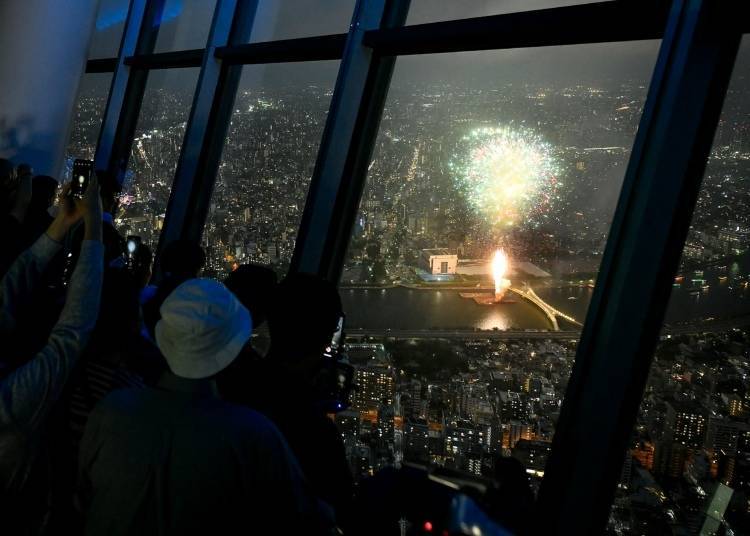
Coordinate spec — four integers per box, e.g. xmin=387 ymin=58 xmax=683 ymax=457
xmin=268 ymin=272 xmax=343 ymax=360
xmin=160 ymin=240 xmax=206 ymax=280
xmin=132 ymin=243 xmax=153 ymax=288
xmin=0 ymin=158 xmax=15 ymax=213
xmin=0 ymin=158 xmax=14 ymax=183
xmin=224 ymin=264 xmax=278 ymax=326
xmin=91 ymin=268 xmax=141 ymax=346
xmin=95 ymin=169 xmax=122 ymax=213
xmin=30 ymin=175 xmax=58 ymax=210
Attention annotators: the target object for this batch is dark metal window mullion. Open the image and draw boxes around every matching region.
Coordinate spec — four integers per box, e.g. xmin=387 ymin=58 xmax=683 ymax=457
xmin=87 ymin=1 xmax=697 ymax=76
xmin=154 ymin=0 xmax=259 ymax=275
xmin=534 ymin=2 xmax=743 ymax=534
xmin=363 ymin=0 xmax=672 ymax=55
xmin=94 ymin=0 xmax=166 ymax=185
xmin=124 ymin=49 xmax=205 ymax=69
xmin=290 ymin=0 xmax=411 ymax=281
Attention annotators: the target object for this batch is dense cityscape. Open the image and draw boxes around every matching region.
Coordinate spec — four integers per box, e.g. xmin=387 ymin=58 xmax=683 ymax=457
xmin=65 ymin=67 xmax=750 ymax=534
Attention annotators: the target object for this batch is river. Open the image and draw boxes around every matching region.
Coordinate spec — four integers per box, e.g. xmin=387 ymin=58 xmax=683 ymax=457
xmin=340 ymin=278 xmax=750 ymax=331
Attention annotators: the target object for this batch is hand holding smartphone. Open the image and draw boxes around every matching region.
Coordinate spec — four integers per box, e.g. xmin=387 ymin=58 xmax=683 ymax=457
xmin=71 ymin=159 xmax=93 ymax=198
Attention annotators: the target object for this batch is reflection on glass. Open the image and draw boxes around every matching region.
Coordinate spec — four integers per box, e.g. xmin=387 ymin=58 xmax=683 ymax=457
xmin=202 ymin=61 xmax=339 ymax=277
xmin=406 ymin=0 xmax=609 ymax=25
xmin=64 ymin=74 xmax=112 ymax=179
xmin=337 ymin=42 xmax=660 ymax=497
xmin=249 ymin=0 xmax=354 ymax=42
xmin=608 ymin=37 xmax=750 ymax=535
xmin=88 ymin=0 xmax=129 ymax=59
xmin=116 ymin=69 xmax=200 ymax=250
xmin=153 ymin=0 xmax=218 ymax=53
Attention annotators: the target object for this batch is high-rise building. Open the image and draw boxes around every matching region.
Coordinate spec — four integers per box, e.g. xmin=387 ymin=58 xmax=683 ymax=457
xmin=725 ymin=394 xmax=745 ymax=418
xmin=404 ymin=418 xmax=430 ymax=464
xmin=505 ymin=420 xmax=534 ymax=449
xmin=377 ymin=404 xmax=395 ymax=443
xmin=351 ymin=365 xmax=395 ymax=410
xmin=512 ymin=439 xmax=552 ymax=477
xmin=499 ymin=391 xmax=527 ymax=422
xmin=705 ymin=417 xmax=747 ymax=453
xmin=445 ymin=421 xmax=486 ymax=473
xmin=334 ymin=410 xmax=360 ymax=448
xmin=666 ymin=401 xmax=708 ymax=448
xmin=405 ymin=380 xmax=424 ymax=419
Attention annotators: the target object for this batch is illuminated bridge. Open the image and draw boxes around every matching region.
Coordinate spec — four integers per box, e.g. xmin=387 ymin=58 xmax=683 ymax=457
xmin=509 ymin=286 xmax=583 ymax=331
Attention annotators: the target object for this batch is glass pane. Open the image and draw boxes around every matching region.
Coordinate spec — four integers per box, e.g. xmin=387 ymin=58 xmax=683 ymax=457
xmin=407 ymin=0 xmax=610 ymax=25
xmin=338 ymin=41 xmax=660 ymax=496
xmin=153 ymin=0 xmax=218 ymax=53
xmin=117 ymin=68 xmax=200 ymax=250
xmin=249 ymin=0 xmax=354 ymax=43
xmin=89 ymin=0 xmax=130 ymax=59
xmin=608 ymin=37 xmax=750 ymax=535
xmin=202 ymin=61 xmax=339 ymax=277
xmin=64 ymin=74 xmax=112 ymax=179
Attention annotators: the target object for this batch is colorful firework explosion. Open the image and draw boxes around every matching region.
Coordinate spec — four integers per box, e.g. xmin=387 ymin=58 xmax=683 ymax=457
xmin=452 ymin=126 xmax=561 ymax=228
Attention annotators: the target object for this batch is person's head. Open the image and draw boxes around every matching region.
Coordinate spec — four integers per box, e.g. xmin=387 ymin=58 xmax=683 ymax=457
xmin=29 ymin=175 xmax=58 ymax=212
xmin=133 ymin=243 xmax=153 ymax=288
xmin=268 ymin=273 xmax=343 ymax=364
xmin=94 ymin=170 xmax=121 ymax=215
xmin=16 ymin=163 xmax=32 ymax=179
xmin=0 ymin=158 xmax=16 ymax=212
xmin=91 ymin=268 xmax=141 ymax=348
xmin=160 ymin=240 xmax=206 ymax=281
xmin=0 ymin=158 xmax=15 ymax=185
xmin=224 ymin=264 xmax=278 ymax=327
xmin=155 ymin=278 xmax=252 ymax=379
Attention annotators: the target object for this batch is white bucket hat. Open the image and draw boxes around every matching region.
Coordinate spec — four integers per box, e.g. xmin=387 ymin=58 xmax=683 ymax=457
xmin=155 ymin=278 xmax=252 ymax=379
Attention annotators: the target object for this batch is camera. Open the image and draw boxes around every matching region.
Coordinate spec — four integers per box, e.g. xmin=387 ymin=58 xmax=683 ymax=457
xmin=314 ymin=314 xmax=355 ymax=413
xmin=71 ymin=159 xmax=93 ymax=198
xmin=126 ymin=235 xmax=142 ymax=270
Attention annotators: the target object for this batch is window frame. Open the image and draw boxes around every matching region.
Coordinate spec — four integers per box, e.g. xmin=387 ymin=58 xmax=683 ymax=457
xmin=83 ymin=1 xmax=750 ymax=533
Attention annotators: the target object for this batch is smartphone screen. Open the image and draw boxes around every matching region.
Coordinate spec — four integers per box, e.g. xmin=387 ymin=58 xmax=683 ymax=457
xmin=71 ymin=159 xmax=93 ymax=198
xmin=126 ymin=235 xmax=141 ymax=256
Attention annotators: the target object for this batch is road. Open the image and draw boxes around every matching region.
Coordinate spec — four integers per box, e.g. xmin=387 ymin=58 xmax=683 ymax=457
xmin=346 ymin=328 xmax=582 ymax=340
xmin=345 ymin=315 xmax=750 ymax=341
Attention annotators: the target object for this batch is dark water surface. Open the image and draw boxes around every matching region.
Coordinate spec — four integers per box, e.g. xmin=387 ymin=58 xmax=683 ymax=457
xmin=341 ymin=279 xmax=750 ymax=330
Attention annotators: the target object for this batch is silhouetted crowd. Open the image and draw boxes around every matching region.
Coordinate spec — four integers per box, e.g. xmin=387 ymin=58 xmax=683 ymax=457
xmin=0 ymin=158 xmax=537 ymax=536
xmin=0 ymin=159 xmax=352 ymax=535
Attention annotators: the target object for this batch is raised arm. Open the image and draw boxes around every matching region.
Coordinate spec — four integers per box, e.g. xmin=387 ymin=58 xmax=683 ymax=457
xmin=0 ymin=176 xmax=103 ymax=434
xmin=0 ymin=181 xmax=88 ymax=331
xmin=0 ymin=233 xmax=62 ymax=334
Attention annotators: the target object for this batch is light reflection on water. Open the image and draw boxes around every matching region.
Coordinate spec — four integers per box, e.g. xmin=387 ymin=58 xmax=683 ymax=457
xmin=476 ymin=306 xmax=511 ymax=331
xmin=341 ymin=281 xmax=749 ymax=330
xmin=342 ymin=287 xmax=552 ymax=330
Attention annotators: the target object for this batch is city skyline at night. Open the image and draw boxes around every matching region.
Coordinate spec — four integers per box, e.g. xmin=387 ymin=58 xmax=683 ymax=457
xmin=61 ymin=3 xmax=750 ymax=532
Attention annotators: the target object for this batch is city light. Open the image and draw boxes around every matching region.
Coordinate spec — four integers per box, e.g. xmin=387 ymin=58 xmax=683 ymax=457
xmin=453 ymin=126 xmax=561 ymax=229
xmin=69 ymin=49 xmax=749 ymax=534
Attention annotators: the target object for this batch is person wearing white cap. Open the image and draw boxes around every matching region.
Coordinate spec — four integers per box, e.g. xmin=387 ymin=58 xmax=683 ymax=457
xmin=77 ymin=278 xmax=334 ymax=535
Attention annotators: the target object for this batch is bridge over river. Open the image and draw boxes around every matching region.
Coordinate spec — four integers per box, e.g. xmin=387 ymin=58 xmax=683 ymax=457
xmin=509 ymin=286 xmax=584 ymax=331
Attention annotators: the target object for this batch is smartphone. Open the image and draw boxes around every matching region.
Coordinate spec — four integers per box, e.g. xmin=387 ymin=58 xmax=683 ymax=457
xmin=126 ymin=235 xmax=141 ymax=257
xmin=71 ymin=159 xmax=93 ymax=198
xmin=126 ymin=235 xmax=142 ymax=270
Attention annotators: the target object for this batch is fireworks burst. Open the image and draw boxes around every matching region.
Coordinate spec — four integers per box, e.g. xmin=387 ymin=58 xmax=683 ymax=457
xmin=452 ymin=126 xmax=561 ymax=228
